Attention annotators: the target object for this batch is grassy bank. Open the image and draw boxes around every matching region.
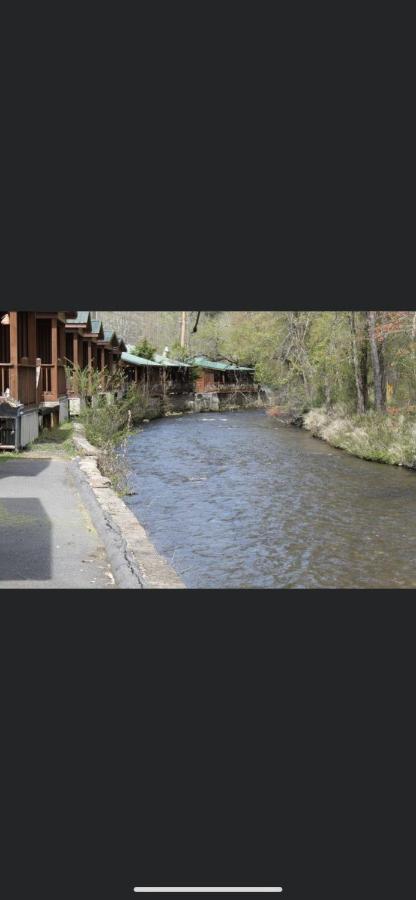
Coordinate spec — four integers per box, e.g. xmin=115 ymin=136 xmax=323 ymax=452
xmin=303 ymin=407 xmax=416 ymax=468
xmin=0 ymin=421 xmax=76 ymax=460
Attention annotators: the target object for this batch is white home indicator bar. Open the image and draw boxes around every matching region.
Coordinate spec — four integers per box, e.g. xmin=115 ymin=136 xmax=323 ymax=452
xmin=133 ymin=889 xmax=283 ymax=894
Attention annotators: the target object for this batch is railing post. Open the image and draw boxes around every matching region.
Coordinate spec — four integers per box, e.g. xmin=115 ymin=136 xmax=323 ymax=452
xmin=8 ymin=312 xmax=18 ymax=400
xmin=73 ymin=333 xmax=79 ymax=367
xmin=36 ymin=358 xmax=41 ymax=406
xmin=28 ymin=312 xmax=36 ymax=364
xmin=51 ymin=317 xmax=58 ymax=400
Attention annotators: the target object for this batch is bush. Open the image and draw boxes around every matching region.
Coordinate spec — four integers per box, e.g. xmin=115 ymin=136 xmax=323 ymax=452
xmin=65 ymin=363 xmax=125 ymax=399
xmin=80 ymin=386 xmax=148 ymax=448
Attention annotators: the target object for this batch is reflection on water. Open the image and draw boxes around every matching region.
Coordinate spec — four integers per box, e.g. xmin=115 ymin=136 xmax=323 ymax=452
xmin=125 ymin=410 xmax=416 ymax=589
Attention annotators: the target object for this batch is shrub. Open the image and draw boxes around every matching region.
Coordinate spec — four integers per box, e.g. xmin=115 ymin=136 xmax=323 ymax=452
xmin=80 ymin=386 xmax=148 ymax=448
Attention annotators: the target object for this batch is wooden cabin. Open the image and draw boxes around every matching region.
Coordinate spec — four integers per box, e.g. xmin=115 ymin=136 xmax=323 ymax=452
xmin=188 ymin=356 xmax=256 ymax=393
xmin=65 ymin=311 xmax=93 ymax=370
xmin=84 ymin=318 xmax=103 ymax=371
xmin=65 ymin=315 xmax=129 ymax=412
xmin=1 ymin=311 xmax=37 ymax=406
xmin=36 ymin=312 xmax=74 ymax=417
xmin=98 ymin=329 xmax=119 ymax=375
xmin=115 ymin=336 xmax=127 ymax=368
xmin=120 ymin=351 xmax=162 ymax=393
xmin=1 ymin=310 xmax=75 ymax=447
xmin=1 ymin=309 xmax=75 ymax=410
xmin=153 ymin=353 xmax=194 ymax=396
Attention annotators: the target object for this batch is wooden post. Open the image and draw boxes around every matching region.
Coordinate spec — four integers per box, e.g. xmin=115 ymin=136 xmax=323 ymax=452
xmin=9 ymin=312 xmax=18 ymax=400
xmin=59 ymin=321 xmax=65 ymax=361
xmin=73 ymin=333 xmax=79 ymax=367
xmin=51 ymin=317 xmax=58 ymax=400
xmin=28 ymin=313 xmax=36 ymax=364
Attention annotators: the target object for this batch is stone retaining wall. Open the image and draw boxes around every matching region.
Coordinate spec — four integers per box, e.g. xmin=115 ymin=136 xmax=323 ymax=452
xmin=72 ymin=425 xmax=185 ymax=589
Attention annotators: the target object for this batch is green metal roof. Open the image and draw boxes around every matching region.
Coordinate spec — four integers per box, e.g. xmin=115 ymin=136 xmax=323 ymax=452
xmin=103 ymin=329 xmax=117 ymax=343
xmin=187 ymin=356 xmax=254 ymax=372
xmin=67 ymin=311 xmax=90 ymax=325
xmin=121 ymin=351 xmax=161 ymax=368
xmin=153 ymin=353 xmax=191 ymax=368
xmin=90 ymin=319 xmax=103 ymax=334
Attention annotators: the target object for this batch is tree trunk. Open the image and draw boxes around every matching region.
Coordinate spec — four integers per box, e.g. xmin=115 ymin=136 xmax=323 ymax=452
xmin=379 ymin=341 xmax=387 ymax=405
xmin=350 ymin=312 xmax=366 ymax=413
xmin=360 ymin=338 xmax=368 ymax=410
xmin=180 ymin=311 xmax=187 ymax=347
xmin=367 ymin=311 xmax=385 ymax=411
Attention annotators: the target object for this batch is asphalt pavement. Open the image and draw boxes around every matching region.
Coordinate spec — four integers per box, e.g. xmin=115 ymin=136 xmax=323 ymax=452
xmin=0 ymin=458 xmax=115 ymax=589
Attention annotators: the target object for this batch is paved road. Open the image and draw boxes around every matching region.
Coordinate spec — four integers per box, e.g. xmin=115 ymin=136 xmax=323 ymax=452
xmin=0 ymin=458 xmax=115 ymax=589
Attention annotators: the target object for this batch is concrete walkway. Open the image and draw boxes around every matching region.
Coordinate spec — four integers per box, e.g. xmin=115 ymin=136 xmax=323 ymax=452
xmin=0 ymin=458 xmax=115 ymax=589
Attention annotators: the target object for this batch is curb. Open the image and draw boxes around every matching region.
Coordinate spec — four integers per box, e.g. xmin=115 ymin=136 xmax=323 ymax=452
xmin=71 ymin=424 xmax=185 ymax=590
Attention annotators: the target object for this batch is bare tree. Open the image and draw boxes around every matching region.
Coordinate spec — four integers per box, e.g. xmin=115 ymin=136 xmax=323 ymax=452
xmin=350 ymin=312 xmax=366 ymax=413
xmin=366 ymin=311 xmax=385 ymax=411
xmin=180 ymin=311 xmax=187 ymax=347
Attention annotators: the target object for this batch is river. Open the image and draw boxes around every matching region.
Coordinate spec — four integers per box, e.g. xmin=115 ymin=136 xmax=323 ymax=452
xmin=125 ymin=409 xmax=416 ymax=589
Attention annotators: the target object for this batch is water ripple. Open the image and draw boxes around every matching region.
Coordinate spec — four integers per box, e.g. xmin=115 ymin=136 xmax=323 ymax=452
xmin=125 ymin=410 xmax=416 ymax=589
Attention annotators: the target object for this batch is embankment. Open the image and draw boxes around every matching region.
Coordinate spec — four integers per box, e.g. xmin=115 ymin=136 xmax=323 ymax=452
xmin=268 ymin=406 xmax=416 ymax=469
xmin=72 ymin=424 xmax=185 ymax=588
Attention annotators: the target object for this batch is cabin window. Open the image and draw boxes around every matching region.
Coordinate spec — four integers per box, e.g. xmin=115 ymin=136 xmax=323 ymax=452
xmin=82 ymin=341 xmax=89 ymax=369
xmin=0 ymin=312 xmax=10 ymax=363
xmin=18 ymin=312 xmax=29 ymax=360
xmin=36 ymin=318 xmax=52 ymax=364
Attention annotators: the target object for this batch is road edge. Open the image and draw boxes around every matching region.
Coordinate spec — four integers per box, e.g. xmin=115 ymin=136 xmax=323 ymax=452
xmin=71 ymin=429 xmax=185 ymax=589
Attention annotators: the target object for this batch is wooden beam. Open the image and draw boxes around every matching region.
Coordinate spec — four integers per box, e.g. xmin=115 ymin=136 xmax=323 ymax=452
xmin=73 ymin=333 xmax=79 ymax=367
xmin=28 ymin=312 xmax=36 ymax=363
xmin=51 ymin=317 xmax=58 ymax=399
xmin=8 ymin=312 xmax=18 ymax=399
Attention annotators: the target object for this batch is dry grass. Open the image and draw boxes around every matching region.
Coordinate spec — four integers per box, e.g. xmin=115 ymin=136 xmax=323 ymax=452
xmin=303 ymin=407 xmax=416 ymax=468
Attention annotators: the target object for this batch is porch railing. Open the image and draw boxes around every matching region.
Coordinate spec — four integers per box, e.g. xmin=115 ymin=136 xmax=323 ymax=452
xmin=38 ymin=363 xmax=68 ymax=402
xmin=41 ymin=365 xmax=53 ymax=396
xmin=17 ymin=365 xmax=37 ymax=405
xmin=196 ymin=382 xmax=258 ymax=393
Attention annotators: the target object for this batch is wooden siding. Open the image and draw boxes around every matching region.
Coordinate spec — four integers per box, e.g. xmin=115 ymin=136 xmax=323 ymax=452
xmin=0 ymin=312 xmax=37 ymax=406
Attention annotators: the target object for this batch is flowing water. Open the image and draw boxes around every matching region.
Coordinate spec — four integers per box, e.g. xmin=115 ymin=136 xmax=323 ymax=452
xmin=125 ymin=409 xmax=416 ymax=589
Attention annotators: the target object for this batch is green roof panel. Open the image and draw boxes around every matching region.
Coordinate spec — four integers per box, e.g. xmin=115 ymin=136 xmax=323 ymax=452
xmin=153 ymin=353 xmax=191 ymax=368
xmin=66 ymin=311 xmax=90 ymax=325
xmin=187 ymin=356 xmax=254 ymax=372
xmin=121 ymin=352 xmax=161 ymax=368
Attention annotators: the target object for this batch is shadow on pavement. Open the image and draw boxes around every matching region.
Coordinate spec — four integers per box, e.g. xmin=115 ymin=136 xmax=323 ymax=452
xmin=0 ymin=459 xmax=52 ymax=479
xmin=0 ymin=498 xmax=51 ymax=581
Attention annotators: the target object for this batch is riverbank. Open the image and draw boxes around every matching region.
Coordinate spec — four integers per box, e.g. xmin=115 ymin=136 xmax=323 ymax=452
xmin=303 ymin=408 xmax=416 ymax=468
xmin=269 ymin=406 xmax=416 ymax=469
